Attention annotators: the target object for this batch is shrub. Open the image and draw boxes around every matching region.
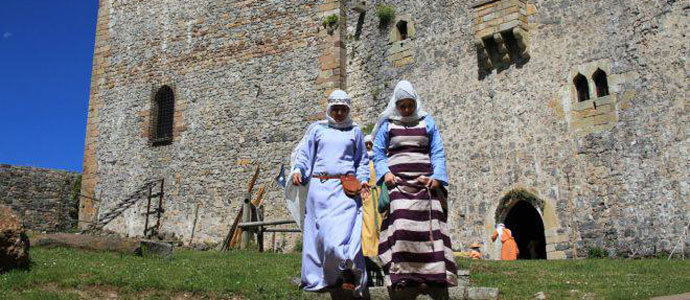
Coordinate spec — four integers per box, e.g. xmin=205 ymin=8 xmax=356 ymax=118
xmin=376 ymin=4 xmax=395 ymax=26
xmin=361 ymin=124 xmax=375 ymax=135
xmin=322 ymin=14 xmax=339 ymax=29
xmin=588 ymin=246 xmax=607 ymax=259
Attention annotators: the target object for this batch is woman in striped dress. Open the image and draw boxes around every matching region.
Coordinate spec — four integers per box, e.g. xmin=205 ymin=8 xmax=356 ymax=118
xmin=371 ymin=80 xmax=458 ymax=290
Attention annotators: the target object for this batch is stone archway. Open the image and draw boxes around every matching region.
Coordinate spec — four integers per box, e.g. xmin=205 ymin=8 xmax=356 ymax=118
xmin=495 ymin=189 xmax=547 ymax=259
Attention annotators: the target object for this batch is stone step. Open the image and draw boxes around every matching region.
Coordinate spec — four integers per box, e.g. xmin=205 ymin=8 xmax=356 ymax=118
xmin=303 ymin=285 xmax=499 ymax=300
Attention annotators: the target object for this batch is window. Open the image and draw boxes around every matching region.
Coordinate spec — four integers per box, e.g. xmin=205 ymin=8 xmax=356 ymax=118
xmin=396 ymin=20 xmax=408 ymax=40
xmin=573 ymin=74 xmax=590 ymax=102
xmin=152 ymin=85 xmax=175 ymax=145
xmin=593 ymin=69 xmax=609 ymax=97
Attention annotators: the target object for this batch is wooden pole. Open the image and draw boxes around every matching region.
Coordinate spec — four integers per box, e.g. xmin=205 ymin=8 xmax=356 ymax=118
xmin=240 ymin=195 xmax=251 ymax=249
xmin=240 ymin=164 xmax=260 ymax=249
xmin=222 ymin=205 xmax=243 ymax=251
xmin=247 ymin=165 xmax=260 ymax=194
xmin=239 ymin=219 xmax=297 ymax=228
xmin=251 ymin=185 xmax=266 ymax=207
xmin=257 ymin=206 xmax=265 ymax=252
xmin=144 ymin=185 xmax=152 ymax=238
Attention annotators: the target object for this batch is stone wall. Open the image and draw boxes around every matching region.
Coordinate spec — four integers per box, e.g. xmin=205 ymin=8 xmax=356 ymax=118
xmin=345 ymin=0 xmax=688 ymax=258
xmin=83 ymin=0 xmax=689 ymax=257
xmin=80 ymin=0 xmax=347 ymax=248
xmin=0 ymin=165 xmax=81 ymax=232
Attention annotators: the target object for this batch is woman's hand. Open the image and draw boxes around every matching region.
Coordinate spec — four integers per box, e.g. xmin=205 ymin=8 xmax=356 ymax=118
xmin=361 ymin=182 xmax=370 ymax=199
xmin=384 ymin=172 xmax=397 ymax=187
xmin=291 ymin=172 xmax=302 ymax=186
xmin=361 ymin=181 xmax=370 ymax=192
xmin=418 ymin=176 xmax=440 ymax=190
xmin=426 ymin=179 xmax=441 ymax=190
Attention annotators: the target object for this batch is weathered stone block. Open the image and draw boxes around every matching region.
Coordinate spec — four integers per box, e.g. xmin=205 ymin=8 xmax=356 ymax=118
xmin=0 ymin=205 xmax=30 ymax=272
xmin=138 ymin=240 xmax=173 ymax=259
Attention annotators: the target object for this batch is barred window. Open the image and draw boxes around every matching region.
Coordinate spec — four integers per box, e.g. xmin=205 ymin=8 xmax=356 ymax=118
xmin=573 ymin=73 xmax=590 ymax=102
xmin=593 ymin=69 xmax=609 ymax=98
xmin=151 ymin=85 xmax=174 ymax=146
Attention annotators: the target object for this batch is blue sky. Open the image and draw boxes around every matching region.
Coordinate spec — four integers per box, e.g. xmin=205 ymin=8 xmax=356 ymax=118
xmin=0 ymin=1 xmax=98 ymax=172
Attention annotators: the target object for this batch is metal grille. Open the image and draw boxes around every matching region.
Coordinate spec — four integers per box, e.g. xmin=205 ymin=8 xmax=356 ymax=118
xmin=153 ymin=85 xmax=174 ymax=145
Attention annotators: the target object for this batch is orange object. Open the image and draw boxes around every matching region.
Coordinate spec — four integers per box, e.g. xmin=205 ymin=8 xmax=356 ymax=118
xmin=492 ymin=228 xmax=519 ymax=260
xmin=470 ymin=250 xmax=482 ymax=260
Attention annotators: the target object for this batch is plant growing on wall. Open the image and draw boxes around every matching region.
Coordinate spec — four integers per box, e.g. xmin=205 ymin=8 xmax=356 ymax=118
xmin=322 ymin=14 xmax=339 ymax=34
xmin=376 ymin=4 xmax=395 ymax=26
xmin=361 ymin=123 xmax=375 ymax=135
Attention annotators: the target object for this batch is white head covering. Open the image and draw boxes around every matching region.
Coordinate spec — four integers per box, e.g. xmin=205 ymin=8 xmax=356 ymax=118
xmin=326 ymin=90 xmax=353 ymax=129
xmin=496 ymin=223 xmax=505 ymax=240
xmin=371 ymin=80 xmax=428 ymax=139
xmin=364 ymin=134 xmax=373 ymax=157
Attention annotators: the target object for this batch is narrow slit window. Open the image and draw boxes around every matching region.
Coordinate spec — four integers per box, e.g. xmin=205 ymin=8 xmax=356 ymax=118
xmin=152 ymin=85 xmax=175 ymax=145
xmin=593 ymin=69 xmax=609 ymax=97
xmin=573 ymin=74 xmax=590 ymax=102
xmin=396 ymin=20 xmax=408 ymax=40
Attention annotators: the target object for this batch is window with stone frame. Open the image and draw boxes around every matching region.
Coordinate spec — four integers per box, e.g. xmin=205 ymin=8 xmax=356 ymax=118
xmin=573 ymin=73 xmax=590 ymax=102
xmin=593 ymin=69 xmax=609 ymax=98
xmin=395 ymin=20 xmax=409 ymax=41
xmin=151 ymin=85 xmax=175 ymax=146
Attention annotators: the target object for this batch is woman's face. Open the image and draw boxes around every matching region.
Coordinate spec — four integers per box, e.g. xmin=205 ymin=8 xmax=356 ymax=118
xmin=396 ymin=98 xmax=417 ymax=117
xmin=329 ymin=105 xmax=350 ymax=122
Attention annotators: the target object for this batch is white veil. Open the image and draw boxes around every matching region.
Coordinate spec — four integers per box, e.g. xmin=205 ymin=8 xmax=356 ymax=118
xmin=371 ymin=80 xmax=428 ymax=140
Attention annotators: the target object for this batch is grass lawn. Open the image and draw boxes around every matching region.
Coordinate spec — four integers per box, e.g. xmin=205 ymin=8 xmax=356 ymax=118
xmin=1 ymin=246 xmax=689 ymax=299
xmin=457 ymin=258 xmax=690 ymax=299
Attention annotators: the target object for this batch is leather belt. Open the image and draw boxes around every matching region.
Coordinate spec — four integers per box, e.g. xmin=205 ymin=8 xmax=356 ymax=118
xmin=313 ymin=174 xmax=343 ymax=180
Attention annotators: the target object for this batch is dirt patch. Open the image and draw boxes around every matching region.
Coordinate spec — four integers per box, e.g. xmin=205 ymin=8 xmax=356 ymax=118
xmin=31 ymin=233 xmax=140 ymax=254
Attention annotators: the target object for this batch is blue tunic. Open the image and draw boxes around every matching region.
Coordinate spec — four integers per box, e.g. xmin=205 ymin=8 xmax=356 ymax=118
xmin=293 ymin=122 xmax=370 ymax=295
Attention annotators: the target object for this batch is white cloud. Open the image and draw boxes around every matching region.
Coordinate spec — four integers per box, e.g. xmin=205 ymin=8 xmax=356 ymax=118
xmin=3 ymin=32 xmax=13 ymax=38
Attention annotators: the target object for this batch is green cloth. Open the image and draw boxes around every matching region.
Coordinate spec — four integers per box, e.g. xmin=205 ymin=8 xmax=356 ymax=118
xmin=378 ymin=183 xmax=389 ymax=214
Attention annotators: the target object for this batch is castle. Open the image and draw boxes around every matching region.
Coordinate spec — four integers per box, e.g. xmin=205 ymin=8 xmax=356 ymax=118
xmin=79 ymin=0 xmax=689 ymax=259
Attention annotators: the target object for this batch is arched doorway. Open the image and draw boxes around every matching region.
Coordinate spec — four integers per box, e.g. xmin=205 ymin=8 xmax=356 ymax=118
xmin=495 ymin=189 xmax=547 ymax=259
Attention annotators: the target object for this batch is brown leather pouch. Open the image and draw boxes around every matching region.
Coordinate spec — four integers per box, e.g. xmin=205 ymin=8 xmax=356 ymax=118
xmin=340 ymin=175 xmax=361 ymax=197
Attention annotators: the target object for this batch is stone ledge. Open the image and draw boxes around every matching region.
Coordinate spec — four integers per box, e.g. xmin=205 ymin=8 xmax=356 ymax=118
xmin=303 ymin=285 xmax=499 ymax=300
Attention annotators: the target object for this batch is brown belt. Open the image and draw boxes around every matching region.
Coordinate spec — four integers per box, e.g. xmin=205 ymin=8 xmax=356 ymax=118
xmin=313 ymin=174 xmax=352 ymax=180
xmin=313 ymin=175 xmax=341 ymax=180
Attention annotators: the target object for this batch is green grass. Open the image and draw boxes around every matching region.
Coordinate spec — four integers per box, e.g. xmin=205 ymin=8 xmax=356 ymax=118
xmin=1 ymin=247 xmax=302 ymax=299
xmin=2 ymin=247 xmax=689 ymax=299
xmin=457 ymin=258 xmax=690 ymax=299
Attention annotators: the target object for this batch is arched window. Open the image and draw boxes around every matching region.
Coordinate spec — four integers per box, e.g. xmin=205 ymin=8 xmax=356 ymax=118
xmin=593 ymin=69 xmax=609 ymax=98
xmin=152 ymin=85 xmax=175 ymax=145
xmin=573 ymin=73 xmax=590 ymax=102
xmin=396 ymin=20 xmax=408 ymax=40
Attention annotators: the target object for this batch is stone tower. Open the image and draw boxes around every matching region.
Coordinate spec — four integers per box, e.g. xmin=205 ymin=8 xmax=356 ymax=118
xmin=81 ymin=0 xmax=689 ymax=258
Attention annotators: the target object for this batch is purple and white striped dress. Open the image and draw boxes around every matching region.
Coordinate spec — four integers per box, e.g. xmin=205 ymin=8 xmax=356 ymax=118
xmin=378 ymin=119 xmax=458 ymax=287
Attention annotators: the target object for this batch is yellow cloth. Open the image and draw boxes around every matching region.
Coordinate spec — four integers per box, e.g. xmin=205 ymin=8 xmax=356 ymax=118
xmin=361 ymin=162 xmax=383 ymax=257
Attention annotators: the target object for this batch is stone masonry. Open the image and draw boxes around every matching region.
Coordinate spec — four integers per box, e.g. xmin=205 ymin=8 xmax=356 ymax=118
xmin=0 ymin=165 xmax=81 ymax=232
xmin=82 ymin=0 xmax=688 ymax=258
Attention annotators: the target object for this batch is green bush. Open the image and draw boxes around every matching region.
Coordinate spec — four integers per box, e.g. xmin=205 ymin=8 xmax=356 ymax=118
xmin=588 ymin=246 xmax=607 ymax=259
xmin=361 ymin=124 xmax=375 ymax=135
xmin=322 ymin=14 xmax=338 ymax=29
xmin=376 ymin=4 xmax=395 ymax=26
